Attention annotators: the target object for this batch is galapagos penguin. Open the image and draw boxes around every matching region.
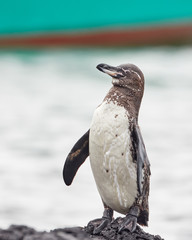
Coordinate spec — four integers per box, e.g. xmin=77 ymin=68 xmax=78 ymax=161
xmin=63 ymin=63 xmax=151 ymax=233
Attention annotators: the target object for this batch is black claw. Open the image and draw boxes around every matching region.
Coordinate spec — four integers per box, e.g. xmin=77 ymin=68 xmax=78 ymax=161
xmin=88 ymin=207 xmax=113 ymax=235
xmin=118 ymin=215 xmax=137 ymax=233
xmin=93 ymin=218 xmax=110 ymax=234
xmin=88 ymin=217 xmax=111 ymax=235
xmin=128 ymin=218 xmax=137 ymax=232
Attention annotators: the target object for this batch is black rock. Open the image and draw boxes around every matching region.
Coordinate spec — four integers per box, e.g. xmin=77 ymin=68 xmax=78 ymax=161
xmin=84 ymin=217 xmax=164 ymax=240
xmin=0 ymin=219 xmax=164 ymax=240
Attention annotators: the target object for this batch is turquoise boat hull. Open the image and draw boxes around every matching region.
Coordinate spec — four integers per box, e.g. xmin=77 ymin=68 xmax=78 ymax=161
xmin=0 ymin=0 xmax=192 ymax=47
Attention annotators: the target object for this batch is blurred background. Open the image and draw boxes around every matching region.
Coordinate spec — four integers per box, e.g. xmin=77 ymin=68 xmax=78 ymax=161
xmin=0 ymin=1 xmax=192 ymax=240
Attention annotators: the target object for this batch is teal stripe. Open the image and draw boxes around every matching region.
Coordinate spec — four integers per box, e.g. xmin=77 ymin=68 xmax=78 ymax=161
xmin=0 ymin=0 xmax=192 ymax=34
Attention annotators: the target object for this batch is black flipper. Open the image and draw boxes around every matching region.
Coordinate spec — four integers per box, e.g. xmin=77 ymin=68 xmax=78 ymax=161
xmin=131 ymin=120 xmax=150 ymax=195
xmin=130 ymin=120 xmax=151 ymax=226
xmin=63 ymin=130 xmax=89 ymax=186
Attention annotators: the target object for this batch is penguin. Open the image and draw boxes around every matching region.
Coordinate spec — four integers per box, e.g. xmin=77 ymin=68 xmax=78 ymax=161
xmin=63 ymin=63 xmax=151 ymax=234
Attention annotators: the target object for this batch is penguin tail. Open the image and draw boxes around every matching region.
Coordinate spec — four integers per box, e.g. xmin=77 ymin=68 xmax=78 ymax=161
xmin=137 ymin=209 xmax=149 ymax=226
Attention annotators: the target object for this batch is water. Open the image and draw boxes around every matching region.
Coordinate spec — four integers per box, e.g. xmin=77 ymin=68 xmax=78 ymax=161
xmin=0 ymin=47 xmax=192 ymax=240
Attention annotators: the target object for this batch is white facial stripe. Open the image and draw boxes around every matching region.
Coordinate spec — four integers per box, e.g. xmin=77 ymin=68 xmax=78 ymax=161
xmin=122 ymin=68 xmax=131 ymax=74
xmin=122 ymin=68 xmax=141 ymax=80
xmin=130 ymin=70 xmax=141 ymax=79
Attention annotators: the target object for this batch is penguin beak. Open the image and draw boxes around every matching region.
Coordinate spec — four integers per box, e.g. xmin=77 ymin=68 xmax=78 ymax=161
xmin=96 ymin=63 xmax=124 ymax=78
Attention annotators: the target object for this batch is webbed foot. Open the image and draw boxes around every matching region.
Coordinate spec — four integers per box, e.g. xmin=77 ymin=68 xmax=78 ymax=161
xmin=87 ymin=207 xmax=113 ymax=235
xmin=118 ymin=206 xmax=140 ymax=233
xmin=88 ymin=217 xmax=111 ymax=234
xmin=118 ymin=214 xmax=137 ymax=232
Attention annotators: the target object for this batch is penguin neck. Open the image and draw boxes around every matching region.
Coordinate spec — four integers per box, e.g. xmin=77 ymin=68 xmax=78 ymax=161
xmin=104 ymin=86 xmax=143 ymax=121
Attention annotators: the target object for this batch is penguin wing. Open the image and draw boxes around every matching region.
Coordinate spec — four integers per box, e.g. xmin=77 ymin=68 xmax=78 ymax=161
xmin=131 ymin=121 xmax=151 ymax=195
xmin=63 ymin=130 xmax=89 ymax=186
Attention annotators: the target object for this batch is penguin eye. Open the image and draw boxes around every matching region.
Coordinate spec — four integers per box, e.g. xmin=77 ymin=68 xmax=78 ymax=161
xmin=121 ymin=68 xmax=141 ymax=80
xmin=121 ymin=68 xmax=131 ymax=76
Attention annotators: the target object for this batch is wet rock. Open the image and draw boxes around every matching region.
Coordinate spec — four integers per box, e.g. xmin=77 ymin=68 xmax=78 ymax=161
xmin=0 ymin=219 xmax=164 ymax=240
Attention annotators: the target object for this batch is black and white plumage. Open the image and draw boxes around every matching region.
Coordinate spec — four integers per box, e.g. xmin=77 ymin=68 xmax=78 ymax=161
xmin=63 ymin=63 xmax=151 ymax=233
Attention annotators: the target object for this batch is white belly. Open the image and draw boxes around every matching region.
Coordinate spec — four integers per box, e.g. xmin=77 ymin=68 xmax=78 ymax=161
xmin=89 ymin=101 xmax=137 ymax=214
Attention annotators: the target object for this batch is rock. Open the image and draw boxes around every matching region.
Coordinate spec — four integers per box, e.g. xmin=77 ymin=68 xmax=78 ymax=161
xmin=0 ymin=219 xmax=164 ymax=240
xmin=52 ymin=227 xmax=90 ymax=240
xmin=0 ymin=225 xmax=90 ymax=240
xmin=84 ymin=217 xmax=164 ymax=240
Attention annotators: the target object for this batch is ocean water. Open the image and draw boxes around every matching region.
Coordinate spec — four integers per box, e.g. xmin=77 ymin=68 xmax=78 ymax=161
xmin=0 ymin=47 xmax=192 ymax=240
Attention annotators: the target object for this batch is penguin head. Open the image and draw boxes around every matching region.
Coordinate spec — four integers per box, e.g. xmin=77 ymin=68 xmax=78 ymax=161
xmin=96 ymin=63 xmax=144 ymax=93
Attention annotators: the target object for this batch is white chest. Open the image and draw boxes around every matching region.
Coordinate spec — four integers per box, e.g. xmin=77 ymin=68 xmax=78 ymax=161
xmin=89 ymin=101 xmax=138 ymax=214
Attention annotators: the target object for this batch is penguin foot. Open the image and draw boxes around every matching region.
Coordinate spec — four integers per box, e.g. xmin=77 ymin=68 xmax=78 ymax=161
xmin=118 ymin=214 xmax=137 ymax=233
xmin=118 ymin=206 xmax=140 ymax=233
xmin=87 ymin=207 xmax=113 ymax=235
xmin=88 ymin=217 xmax=111 ymax=234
